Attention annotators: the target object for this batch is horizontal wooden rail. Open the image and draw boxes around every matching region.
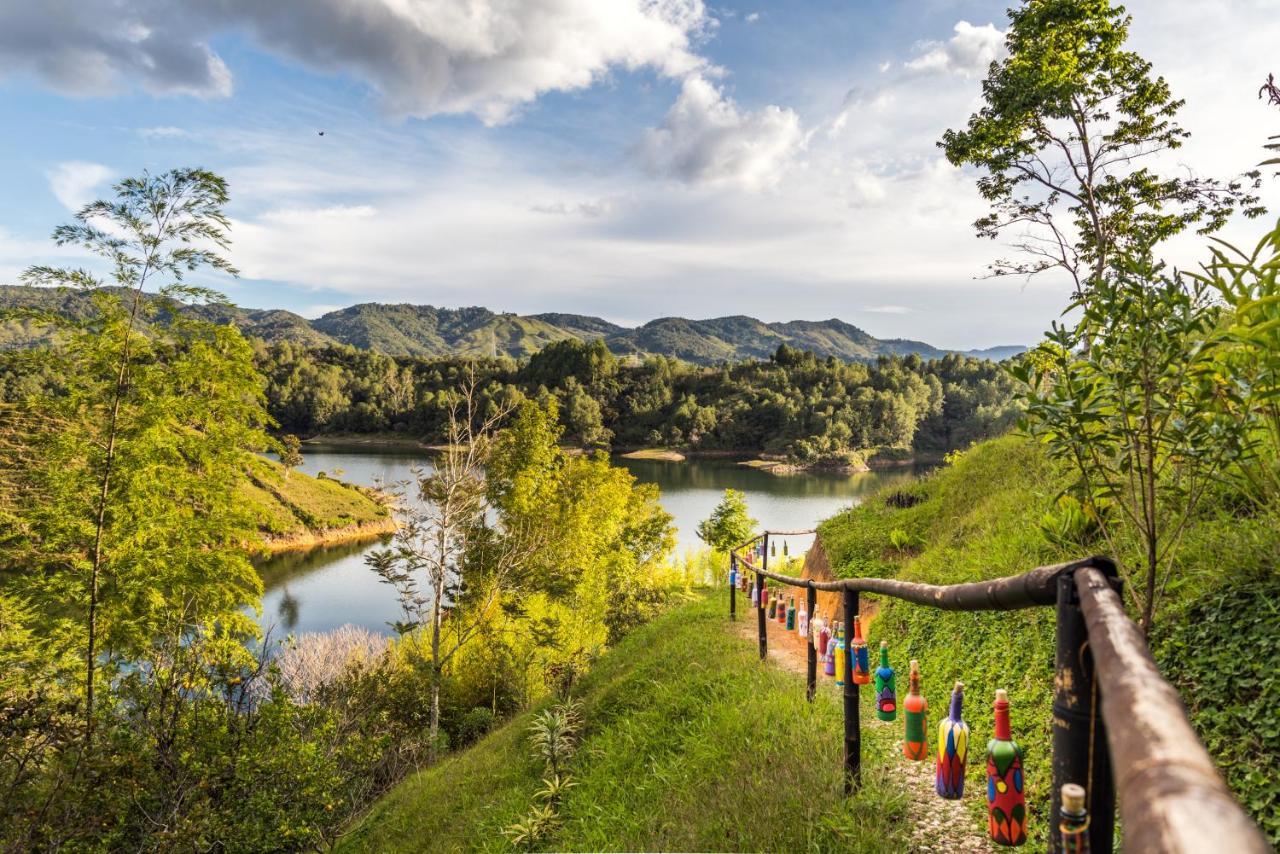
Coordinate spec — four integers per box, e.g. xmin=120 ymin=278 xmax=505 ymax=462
xmin=736 ymin=553 xmax=1109 ymax=610
xmin=1075 ymin=567 xmax=1270 ymax=853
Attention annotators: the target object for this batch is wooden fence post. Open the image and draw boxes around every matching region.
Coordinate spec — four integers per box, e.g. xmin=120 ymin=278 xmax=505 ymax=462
xmin=1052 ymin=562 xmax=1116 ymax=853
xmin=806 ymin=582 xmax=817 ymax=702
xmin=842 ymin=586 xmax=861 ymax=794
xmin=756 ymin=537 xmax=767 ymax=661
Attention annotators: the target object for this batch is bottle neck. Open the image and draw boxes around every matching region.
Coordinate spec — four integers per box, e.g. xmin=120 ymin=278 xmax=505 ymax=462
xmin=908 ymin=671 xmax=921 ymax=696
xmin=852 ymin=617 xmax=863 ymax=642
xmin=994 ymin=699 xmax=1012 ymax=741
xmin=949 ymin=690 xmax=964 ymax=721
xmin=879 ymin=646 xmax=889 ymax=667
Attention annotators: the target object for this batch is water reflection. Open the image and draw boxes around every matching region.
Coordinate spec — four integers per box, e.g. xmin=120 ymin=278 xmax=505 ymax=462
xmin=255 ymin=447 xmax=927 ymax=637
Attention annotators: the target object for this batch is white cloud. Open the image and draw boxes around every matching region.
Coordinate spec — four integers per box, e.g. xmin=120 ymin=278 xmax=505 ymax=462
xmin=46 ymin=162 xmax=113 ymax=211
xmin=745 ymin=12 xmax=760 ymax=24
xmin=639 ymin=75 xmax=803 ymax=190
xmin=903 ymin=21 xmax=1006 ymax=77
xmin=863 ymin=305 xmax=912 ymax=314
xmin=0 ymin=0 xmax=715 ymax=124
xmin=138 ymin=126 xmax=190 ymax=139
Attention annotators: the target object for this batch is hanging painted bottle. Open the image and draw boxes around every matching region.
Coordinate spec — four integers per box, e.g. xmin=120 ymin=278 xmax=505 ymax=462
xmin=874 ymin=641 xmax=897 ymax=721
xmin=986 ymin=688 xmax=1027 ymax=847
xmin=1058 ymin=783 xmax=1089 ymax=854
xmin=786 ymin=598 xmax=796 ymax=631
xmin=750 ymin=583 xmax=759 ymax=608
xmin=818 ymin=620 xmax=830 ymax=658
xmin=903 ymin=660 xmax=928 ymax=760
xmin=770 ymin=539 xmax=777 ymax=558
xmin=823 ymin=627 xmax=836 ymax=676
xmin=782 ymin=541 xmax=789 ymax=557
xmin=767 ymin=590 xmax=777 ymax=620
xmin=777 ymin=594 xmax=787 ymax=625
xmin=851 ymin=616 xmax=870 ymax=685
xmin=834 ymin=622 xmax=847 ymax=686
xmin=797 ymin=600 xmax=808 ymax=637
xmin=935 ymin=681 xmax=968 ymax=800
xmin=729 ymin=563 xmax=737 ymax=589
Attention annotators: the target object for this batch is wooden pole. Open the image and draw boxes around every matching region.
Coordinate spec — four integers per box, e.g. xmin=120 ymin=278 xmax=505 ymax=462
xmin=806 ymin=582 xmax=817 ymax=702
xmin=842 ymin=587 xmax=861 ymax=794
xmin=756 ymin=537 xmax=767 ymax=662
xmin=1053 ymin=568 xmax=1116 ymax=853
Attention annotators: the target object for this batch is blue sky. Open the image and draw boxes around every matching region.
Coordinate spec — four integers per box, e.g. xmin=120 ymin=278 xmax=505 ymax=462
xmin=1 ymin=0 xmax=1277 ymax=349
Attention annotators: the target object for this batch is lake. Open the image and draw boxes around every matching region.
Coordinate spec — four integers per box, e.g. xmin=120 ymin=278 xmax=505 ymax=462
xmin=256 ymin=447 xmax=926 ymax=638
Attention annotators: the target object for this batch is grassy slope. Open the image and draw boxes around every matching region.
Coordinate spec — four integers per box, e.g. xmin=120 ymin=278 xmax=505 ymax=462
xmin=339 ymin=593 xmax=910 ymax=853
xmin=818 ymin=434 xmax=1280 ymax=845
xmin=240 ymin=456 xmax=390 ymax=541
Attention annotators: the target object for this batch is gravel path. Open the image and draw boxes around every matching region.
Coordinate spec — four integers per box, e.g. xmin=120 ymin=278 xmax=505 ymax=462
xmin=732 ymin=605 xmax=995 ymax=853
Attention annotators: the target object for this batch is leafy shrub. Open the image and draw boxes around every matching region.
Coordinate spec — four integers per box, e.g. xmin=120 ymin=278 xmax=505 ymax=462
xmin=1155 ymin=580 xmax=1280 ymax=844
xmin=456 ymin=707 xmax=496 ymax=747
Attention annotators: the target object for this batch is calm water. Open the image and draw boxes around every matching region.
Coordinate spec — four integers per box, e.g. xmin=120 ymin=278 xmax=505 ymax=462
xmin=256 ymin=447 xmax=925 ymax=637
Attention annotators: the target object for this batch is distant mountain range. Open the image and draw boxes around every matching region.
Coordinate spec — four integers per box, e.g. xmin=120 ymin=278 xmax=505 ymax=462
xmin=0 ymin=285 xmax=1026 ymax=365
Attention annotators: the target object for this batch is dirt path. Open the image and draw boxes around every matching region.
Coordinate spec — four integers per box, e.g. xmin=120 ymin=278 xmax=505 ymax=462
xmin=733 ymin=609 xmax=995 ymax=854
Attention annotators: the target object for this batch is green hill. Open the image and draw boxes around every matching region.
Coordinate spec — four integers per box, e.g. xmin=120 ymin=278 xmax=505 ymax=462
xmin=240 ymin=456 xmax=393 ymax=549
xmin=817 ymin=435 xmax=1280 ymax=845
xmin=338 ymin=593 xmax=909 ymax=853
xmin=0 ymin=285 xmax=1025 ymax=365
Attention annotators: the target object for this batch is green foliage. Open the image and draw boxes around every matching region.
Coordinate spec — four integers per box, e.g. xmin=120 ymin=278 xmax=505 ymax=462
xmin=1011 ymin=251 xmax=1247 ymax=629
xmin=1191 ymin=221 xmax=1280 ymax=505
xmin=340 ymin=594 xmax=910 ymax=853
xmin=279 ymin=432 xmax=304 ymax=472
xmin=1037 ymin=495 xmax=1106 ymax=549
xmin=942 ymin=0 xmax=1262 ymax=296
xmin=696 ymin=488 xmax=757 ymax=553
xmin=1154 ymin=581 xmax=1280 ymax=845
xmin=0 ymin=170 xmax=271 ymax=726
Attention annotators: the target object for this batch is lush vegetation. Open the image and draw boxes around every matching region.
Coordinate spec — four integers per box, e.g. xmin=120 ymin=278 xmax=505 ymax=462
xmin=339 ymin=592 xmax=911 ymax=854
xmin=244 ymin=338 xmax=1021 ymax=462
xmin=0 ymin=171 xmax=686 ymax=851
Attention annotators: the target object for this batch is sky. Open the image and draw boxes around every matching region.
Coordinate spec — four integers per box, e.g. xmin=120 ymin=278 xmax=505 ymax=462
xmin=0 ymin=0 xmax=1278 ymax=350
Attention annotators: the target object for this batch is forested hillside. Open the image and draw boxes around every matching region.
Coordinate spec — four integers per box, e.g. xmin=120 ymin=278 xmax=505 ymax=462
xmin=0 ymin=285 xmax=1024 ymax=364
xmin=246 ymin=339 xmax=1020 ymax=460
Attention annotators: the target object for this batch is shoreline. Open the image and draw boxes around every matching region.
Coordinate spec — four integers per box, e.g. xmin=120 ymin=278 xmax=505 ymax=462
xmin=259 ymin=516 xmax=398 ymax=554
xmin=299 ymin=434 xmax=942 ymax=474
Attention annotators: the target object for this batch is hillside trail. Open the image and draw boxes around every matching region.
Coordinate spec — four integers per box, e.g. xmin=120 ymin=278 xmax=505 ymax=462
xmin=732 ymin=606 xmax=995 ymax=854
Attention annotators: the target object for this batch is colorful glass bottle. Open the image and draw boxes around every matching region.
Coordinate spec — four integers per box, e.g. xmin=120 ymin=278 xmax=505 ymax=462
xmin=785 ymin=598 xmax=796 ymax=631
xmin=770 ymin=540 xmax=777 ymax=557
xmin=903 ymin=660 xmax=928 ymax=760
xmin=818 ymin=621 xmax=831 ymax=658
xmin=874 ymin=641 xmax=897 ymax=721
xmin=797 ymin=601 xmax=808 ymax=637
xmin=986 ymin=688 xmax=1027 ymax=847
xmin=851 ymin=616 xmax=870 ymax=685
xmin=1058 ymin=783 xmax=1089 ymax=853
xmin=936 ymin=681 xmax=968 ymax=800
xmin=824 ymin=629 xmax=836 ymax=676
xmin=750 ymin=583 xmax=759 ymax=608
xmin=768 ymin=591 xmax=777 ymax=620
xmin=729 ymin=564 xmax=737 ymax=588
xmin=782 ymin=541 xmax=789 ymax=557
xmin=834 ymin=622 xmax=847 ymax=686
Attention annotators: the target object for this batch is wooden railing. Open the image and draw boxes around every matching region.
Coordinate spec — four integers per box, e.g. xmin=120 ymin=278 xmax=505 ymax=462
xmin=728 ymin=531 xmax=1269 ymax=854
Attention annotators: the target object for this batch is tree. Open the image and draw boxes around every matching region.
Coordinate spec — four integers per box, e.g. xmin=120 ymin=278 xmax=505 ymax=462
xmin=1010 ymin=252 xmax=1247 ymax=631
xmin=279 ymin=433 xmax=304 ymax=477
xmin=942 ymin=0 xmax=1262 ymax=302
xmin=366 ymin=383 xmax=536 ymax=761
xmin=697 ymin=489 xmax=758 ymax=553
xmin=1 ymin=169 xmax=268 ymax=738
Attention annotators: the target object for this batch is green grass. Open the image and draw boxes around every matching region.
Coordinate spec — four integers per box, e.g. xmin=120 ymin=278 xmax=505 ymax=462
xmin=240 ymin=456 xmax=390 ymax=539
xmin=339 ymin=593 xmax=910 ymax=853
